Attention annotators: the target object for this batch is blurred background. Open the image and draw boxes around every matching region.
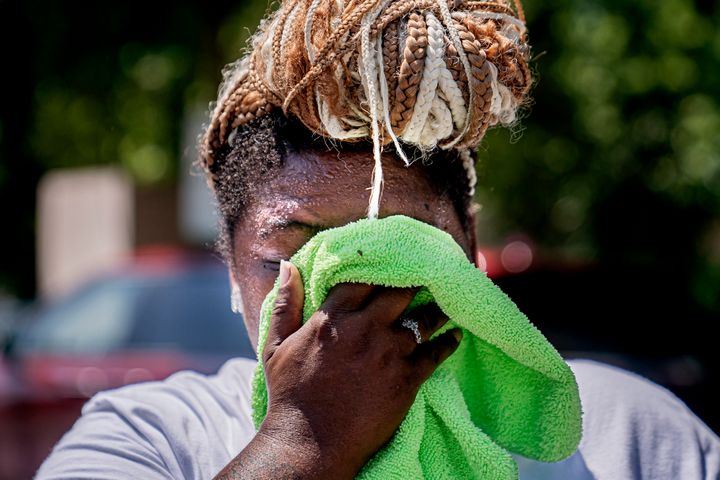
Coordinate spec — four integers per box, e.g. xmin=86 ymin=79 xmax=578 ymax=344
xmin=0 ymin=0 xmax=718 ymax=478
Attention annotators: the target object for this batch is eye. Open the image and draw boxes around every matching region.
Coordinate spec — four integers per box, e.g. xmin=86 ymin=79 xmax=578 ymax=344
xmin=262 ymin=260 xmax=282 ymax=271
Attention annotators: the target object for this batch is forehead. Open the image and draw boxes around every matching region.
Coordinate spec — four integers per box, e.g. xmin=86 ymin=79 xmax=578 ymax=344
xmin=237 ymin=148 xmax=470 ymax=251
xmin=269 ymin=148 xmax=437 ymax=196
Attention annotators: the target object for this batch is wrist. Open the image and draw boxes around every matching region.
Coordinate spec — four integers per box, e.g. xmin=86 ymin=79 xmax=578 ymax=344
xmin=258 ymin=409 xmax=358 ymax=480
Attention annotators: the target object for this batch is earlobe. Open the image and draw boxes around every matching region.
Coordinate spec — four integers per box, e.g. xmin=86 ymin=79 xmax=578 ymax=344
xmin=231 ymin=285 xmax=244 ymax=314
xmin=229 ymin=274 xmax=244 ymax=314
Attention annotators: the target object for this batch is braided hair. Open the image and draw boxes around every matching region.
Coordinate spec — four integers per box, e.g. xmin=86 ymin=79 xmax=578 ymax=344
xmin=200 ymin=0 xmax=532 ymax=255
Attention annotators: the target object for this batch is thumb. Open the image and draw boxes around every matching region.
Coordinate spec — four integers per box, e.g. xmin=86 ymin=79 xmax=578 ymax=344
xmin=263 ymin=260 xmax=304 ymax=363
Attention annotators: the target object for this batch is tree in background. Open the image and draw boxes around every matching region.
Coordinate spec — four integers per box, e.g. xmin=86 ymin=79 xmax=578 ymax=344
xmin=478 ymin=0 xmax=720 ymax=317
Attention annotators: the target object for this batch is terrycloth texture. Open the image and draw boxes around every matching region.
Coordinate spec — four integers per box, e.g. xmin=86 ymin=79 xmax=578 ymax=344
xmin=252 ymin=215 xmax=582 ymax=479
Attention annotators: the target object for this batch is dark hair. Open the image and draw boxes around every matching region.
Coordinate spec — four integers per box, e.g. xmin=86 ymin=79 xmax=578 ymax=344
xmin=206 ymin=109 xmax=475 ymax=263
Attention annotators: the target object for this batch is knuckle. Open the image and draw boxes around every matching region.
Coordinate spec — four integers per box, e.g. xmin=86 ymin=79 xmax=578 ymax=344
xmin=262 ymin=346 xmax=275 ymax=366
xmin=316 ymin=299 xmax=359 ymax=327
xmin=405 ymin=370 xmax=422 ymax=388
xmin=378 ymin=348 xmax=395 ymax=369
xmin=314 ymin=314 xmax=339 ymax=344
xmin=272 ymin=296 xmax=292 ymax=318
xmin=417 ymin=313 xmax=434 ymax=334
xmin=419 ymin=345 xmax=442 ymax=369
xmin=430 ymin=346 xmax=442 ymax=364
xmin=418 ymin=305 xmax=444 ymax=331
xmin=326 ymin=299 xmax=357 ymax=315
xmin=419 ymin=358 xmax=438 ymax=378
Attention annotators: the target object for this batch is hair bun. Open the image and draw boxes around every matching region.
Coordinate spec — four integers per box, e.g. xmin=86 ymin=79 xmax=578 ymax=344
xmin=202 ymin=0 xmax=532 ymax=217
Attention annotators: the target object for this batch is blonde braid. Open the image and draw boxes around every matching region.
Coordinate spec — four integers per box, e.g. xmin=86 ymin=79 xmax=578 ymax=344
xmin=459 ymin=148 xmax=478 ymax=197
xmin=283 ymin=0 xmax=380 ymax=112
xmin=201 ymin=0 xmax=533 ymax=217
xmin=436 ymin=0 xmax=474 ymax=148
xmin=272 ymin=2 xmax=298 ymax=90
xmin=437 ymin=59 xmax=467 ymax=132
xmin=360 ymin=0 xmax=394 ymax=219
xmin=377 ymin=28 xmax=409 ymax=165
xmin=401 ymin=12 xmax=445 ymax=146
xmin=305 ymin=0 xmax=324 ymax=64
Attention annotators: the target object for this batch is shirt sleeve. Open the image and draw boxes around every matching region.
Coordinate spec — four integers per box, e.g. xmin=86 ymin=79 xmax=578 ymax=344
xmin=569 ymin=359 xmax=720 ymax=480
xmin=35 ymin=358 xmax=258 ymax=480
xmin=35 ymin=404 xmax=175 ymax=480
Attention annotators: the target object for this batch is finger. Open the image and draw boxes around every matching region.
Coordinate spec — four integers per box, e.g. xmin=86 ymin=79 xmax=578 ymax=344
xmin=321 ymin=282 xmax=377 ymax=313
xmin=361 ymin=287 xmax=419 ymax=326
xmin=403 ymin=303 xmax=449 ymax=343
xmin=264 ymin=260 xmax=304 ymax=362
xmin=411 ymin=329 xmax=463 ymax=383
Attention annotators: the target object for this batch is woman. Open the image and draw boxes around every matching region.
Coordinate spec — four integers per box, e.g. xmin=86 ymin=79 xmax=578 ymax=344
xmin=38 ymin=0 xmax=719 ymax=478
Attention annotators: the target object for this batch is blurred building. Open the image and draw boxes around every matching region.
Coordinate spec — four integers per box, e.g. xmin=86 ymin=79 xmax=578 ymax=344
xmin=36 ymin=110 xmax=217 ymax=299
xmin=37 ymin=168 xmax=133 ymax=299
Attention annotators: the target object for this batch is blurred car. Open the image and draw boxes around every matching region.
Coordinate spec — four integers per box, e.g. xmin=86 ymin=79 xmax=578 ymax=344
xmin=0 ymin=297 xmax=22 ymax=354
xmin=0 ymin=248 xmax=253 ymax=480
xmin=1 ymin=243 xmax=715 ymax=479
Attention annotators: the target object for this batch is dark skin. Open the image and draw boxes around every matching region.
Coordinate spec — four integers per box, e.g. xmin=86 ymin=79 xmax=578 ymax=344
xmin=215 ymin=148 xmax=477 ymax=479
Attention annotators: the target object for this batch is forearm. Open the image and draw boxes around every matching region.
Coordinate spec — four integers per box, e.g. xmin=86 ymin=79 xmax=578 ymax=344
xmin=214 ymin=432 xmax=307 ymax=480
xmin=213 ymin=423 xmax=355 ymax=480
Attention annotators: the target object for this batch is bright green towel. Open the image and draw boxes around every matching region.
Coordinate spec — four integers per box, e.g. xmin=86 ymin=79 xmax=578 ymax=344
xmin=252 ymin=215 xmax=582 ymax=479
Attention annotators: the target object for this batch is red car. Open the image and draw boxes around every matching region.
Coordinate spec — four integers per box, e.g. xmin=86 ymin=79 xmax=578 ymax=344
xmin=0 ymin=250 xmax=254 ymax=479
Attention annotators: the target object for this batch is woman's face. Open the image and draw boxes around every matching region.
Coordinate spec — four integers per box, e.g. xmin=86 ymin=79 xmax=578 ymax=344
xmin=231 ymin=149 xmax=473 ymax=350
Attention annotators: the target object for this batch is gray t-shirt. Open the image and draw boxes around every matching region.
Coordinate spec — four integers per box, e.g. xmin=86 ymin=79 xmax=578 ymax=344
xmin=36 ymin=358 xmax=720 ymax=479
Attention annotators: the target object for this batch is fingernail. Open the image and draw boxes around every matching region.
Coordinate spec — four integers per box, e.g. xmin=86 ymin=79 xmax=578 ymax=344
xmin=451 ymin=329 xmax=463 ymax=343
xmin=278 ymin=260 xmax=291 ymax=286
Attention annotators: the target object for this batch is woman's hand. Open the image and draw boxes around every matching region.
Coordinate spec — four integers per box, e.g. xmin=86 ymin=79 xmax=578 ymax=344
xmin=215 ymin=260 xmax=462 ymax=480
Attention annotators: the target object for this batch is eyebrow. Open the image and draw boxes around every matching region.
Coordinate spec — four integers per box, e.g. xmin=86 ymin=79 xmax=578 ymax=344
xmin=257 ymin=219 xmax=324 ymax=240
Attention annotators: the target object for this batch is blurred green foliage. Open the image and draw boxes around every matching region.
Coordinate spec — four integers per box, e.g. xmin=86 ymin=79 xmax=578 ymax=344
xmin=26 ymin=2 xmax=267 ymax=184
xmin=477 ymin=0 xmax=720 ymax=312
xmin=1 ymin=0 xmax=718 ymax=313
